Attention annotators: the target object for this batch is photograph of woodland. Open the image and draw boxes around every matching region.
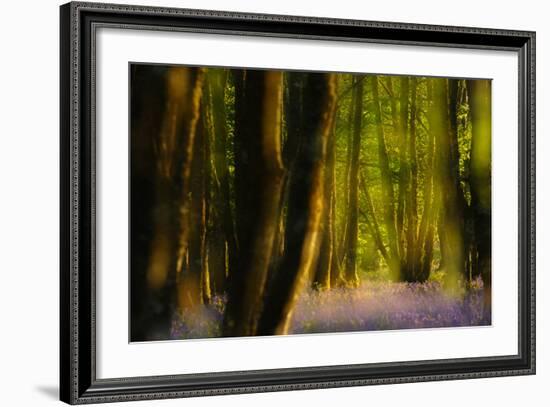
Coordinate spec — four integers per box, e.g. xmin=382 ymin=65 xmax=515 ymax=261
xmin=130 ymin=64 xmax=492 ymax=342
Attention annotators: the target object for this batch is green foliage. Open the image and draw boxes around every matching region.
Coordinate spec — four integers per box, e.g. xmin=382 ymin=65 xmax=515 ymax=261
xmin=207 ymin=68 xmax=486 ymax=284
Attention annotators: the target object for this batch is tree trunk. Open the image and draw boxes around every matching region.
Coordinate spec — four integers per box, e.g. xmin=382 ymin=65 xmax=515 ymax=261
xmin=223 ymin=70 xmax=285 ymax=337
xmin=329 ymin=176 xmax=341 ymax=288
xmin=130 ymin=65 xmax=168 ymax=341
xmin=258 ymin=73 xmax=337 ymax=335
xmin=417 ymin=81 xmax=436 ymax=282
xmin=385 ymin=77 xmax=400 ymax=133
xmin=276 ymin=72 xmax=307 ymax=275
xmin=343 ymin=76 xmax=363 ymax=287
xmin=178 ymin=110 xmax=208 ymax=312
xmin=372 ymin=76 xmax=401 ymax=280
xmin=359 ymin=171 xmax=389 ymax=262
xmin=207 ymin=69 xmax=236 ymax=294
xmin=467 ymin=79 xmax=492 ymax=309
xmin=404 ymin=77 xmax=419 ymax=281
xmin=143 ymin=67 xmax=204 ymax=337
xmin=448 ymin=79 xmax=469 ymax=281
xmin=313 ymin=116 xmax=337 ymax=289
xmin=337 ymin=76 xmax=356 ymax=277
xmin=202 ymin=79 xmax=224 ymax=297
xmin=431 ymin=78 xmax=465 ymax=291
xmin=396 ymin=77 xmax=410 ymax=260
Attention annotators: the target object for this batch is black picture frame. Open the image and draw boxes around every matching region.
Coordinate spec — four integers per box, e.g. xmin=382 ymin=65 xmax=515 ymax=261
xmin=60 ymin=1 xmax=536 ymax=404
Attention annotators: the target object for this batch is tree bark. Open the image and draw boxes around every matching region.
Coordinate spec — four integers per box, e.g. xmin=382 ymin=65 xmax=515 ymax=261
xmin=130 ymin=65 xmax=168 ymax=341
xmin=343 ymin=76 xmax=363 ymax=287
xmin=431 ymin=78 xmax=465 ymax=291
xmin=359 ymin=171 xmax=389 ymax=262
xmin=258 ymin=73 xmax=337 ymax=335
xmin=144 ymin=67 xmax=205 ymax=337
xmin=404 ymin=77 xmax=419 ymax=281
xmin=467 ymin=79 xmax=492 ymax=308
xmin=223 ymin=70 xmax=285 ymax=337
xmin=337 ymin=76 xmax=356 ymax=277
xmin=313 ymin=116 xmax=338 ymax=289
xmin=417 ymin=81 xmax=436 ymax=282
xmin=372 ymin=76 xmax=401 ymax=280
xmin=206 ymin=69 xmax=236 ymax=294
xmin=448 ymin=79 xmax=469 ymax=281
xmin=178 ymin=110 xmax=208 ymax=312
xmin=396 ymin=77 xmax=410 ymax=260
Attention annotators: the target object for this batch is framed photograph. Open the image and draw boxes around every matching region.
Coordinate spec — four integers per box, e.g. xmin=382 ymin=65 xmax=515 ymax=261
xmin=60 ymin=1 xmax=535 ymax=404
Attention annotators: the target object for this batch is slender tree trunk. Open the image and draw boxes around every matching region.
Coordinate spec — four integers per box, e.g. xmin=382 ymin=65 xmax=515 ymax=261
xmin=457 ymin=80 xmax=476 ymax=283
xmin=337 ymin=77 xmax=356 ymax=275
xmin=202 ymin=78 xmax=225 ymax=297
xmin=396 ymin=77 xmax=410 ymax=260
xmin=258 ymin=73 xmax=337 ymax=335
xmin=386 ymin=75 xmax=402 ymax=228
xmin=173 ymin=70 xmax=206 ymax=276
xmin=223 ymin=70 xmax=285 ymax=337
xmin=329 ymin=140 xmax=342 ymax=288
xmin=178 ymin=113 xmax=208 ymax=312
xmin=313 ymin=117 xmax=337 ymax=289
xmin=283 ymin=73 xmax=306 ymax=169
xmin=467 ymin=79 xmax=492 ymax=309
xmin=359 ymin=171 xmax=389 ymax=262
xmin=448 ymin=79 xmax=469 ymax=281
xmin=405 ymin=77 xmax=419 ymax=281
xmin=343 ymin=76 xmax=363 ymax=287
xmin=372 ymin=76 xmax=401 ymax=280
xmin=276 ymin=72 xmax=307 ymax=274
xmin=431 ymin=78 xmax=465 ymax=291
xmin=130 ymin=65 xmax=167 ymax=341
xmin=385 ymin=77 xmax=400 ymax=132
xmin=417 ymin=81 xmax=436 ymax=282
xmin=201 ymin=108 xmax=212 ymax=304
xmin=144 ymin=67 xmax=204 ymax=336
xmin=207 ymin=69 xmax=236 ymax=293
xmin=420 ymin=188 xmax=439 ymax=280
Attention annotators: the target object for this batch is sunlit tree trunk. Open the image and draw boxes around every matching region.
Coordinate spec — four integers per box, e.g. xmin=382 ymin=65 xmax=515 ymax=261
xmin=404 ymin=77 xmax=419 ymax=281
xmin=206 ymin=69 xmax=236 ymax=294
xmin=432 ymin=78 xmax=465 ymax=291
xmin=223 ymin=70 xmax=285 ymax=337
xmin=277 ymin=72 xmax=307 ymax=270
xmin=467 ymin=79 xmax=492 ymax=308
xmin=202 ymin=78 xmax=224 ymax=297
xmin=343 ymin=76 xmax=363 ymax=287
xmin=448 ymin=79 xmax=469 ymax=281
xmin=172 ymin=70 xmax=207 ymax=278
xmin=313 ymin=116 xmax=338 ymax=289
xmin=144 ymin=67 xmax=204 ymax=336
xmin=201 ymin=115 xmax=212 ymax=304
xmin=178 ymin=114 xmax=209 ymax=311
xmin=258 ymin=73 xmax=337 ymax=335
xmin=330 ymin=87 xmax=345 ymax=288
xmin=396 ymin=77 xmax=410 ymax=261
xmin=385 ymin=77 xmax=400 ymax=132
xmin=417 ymin=81 xmax=436 ymax=282
xmin=372 ymin=76 xmax=401 ymax=280
xmin=359 ymin=171 xmax=389 ymax=263
xmin=336 ymin=77 xmax=356 ymax=280
xmin=329 ymin=174 xmax=341 ymax=288
xmin=457 ymin=80 xmax=477 ymax=282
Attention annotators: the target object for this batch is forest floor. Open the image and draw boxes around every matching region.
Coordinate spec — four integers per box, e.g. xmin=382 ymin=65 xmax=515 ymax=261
xmin=170 ymin=277 xmax=491 ymax=340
